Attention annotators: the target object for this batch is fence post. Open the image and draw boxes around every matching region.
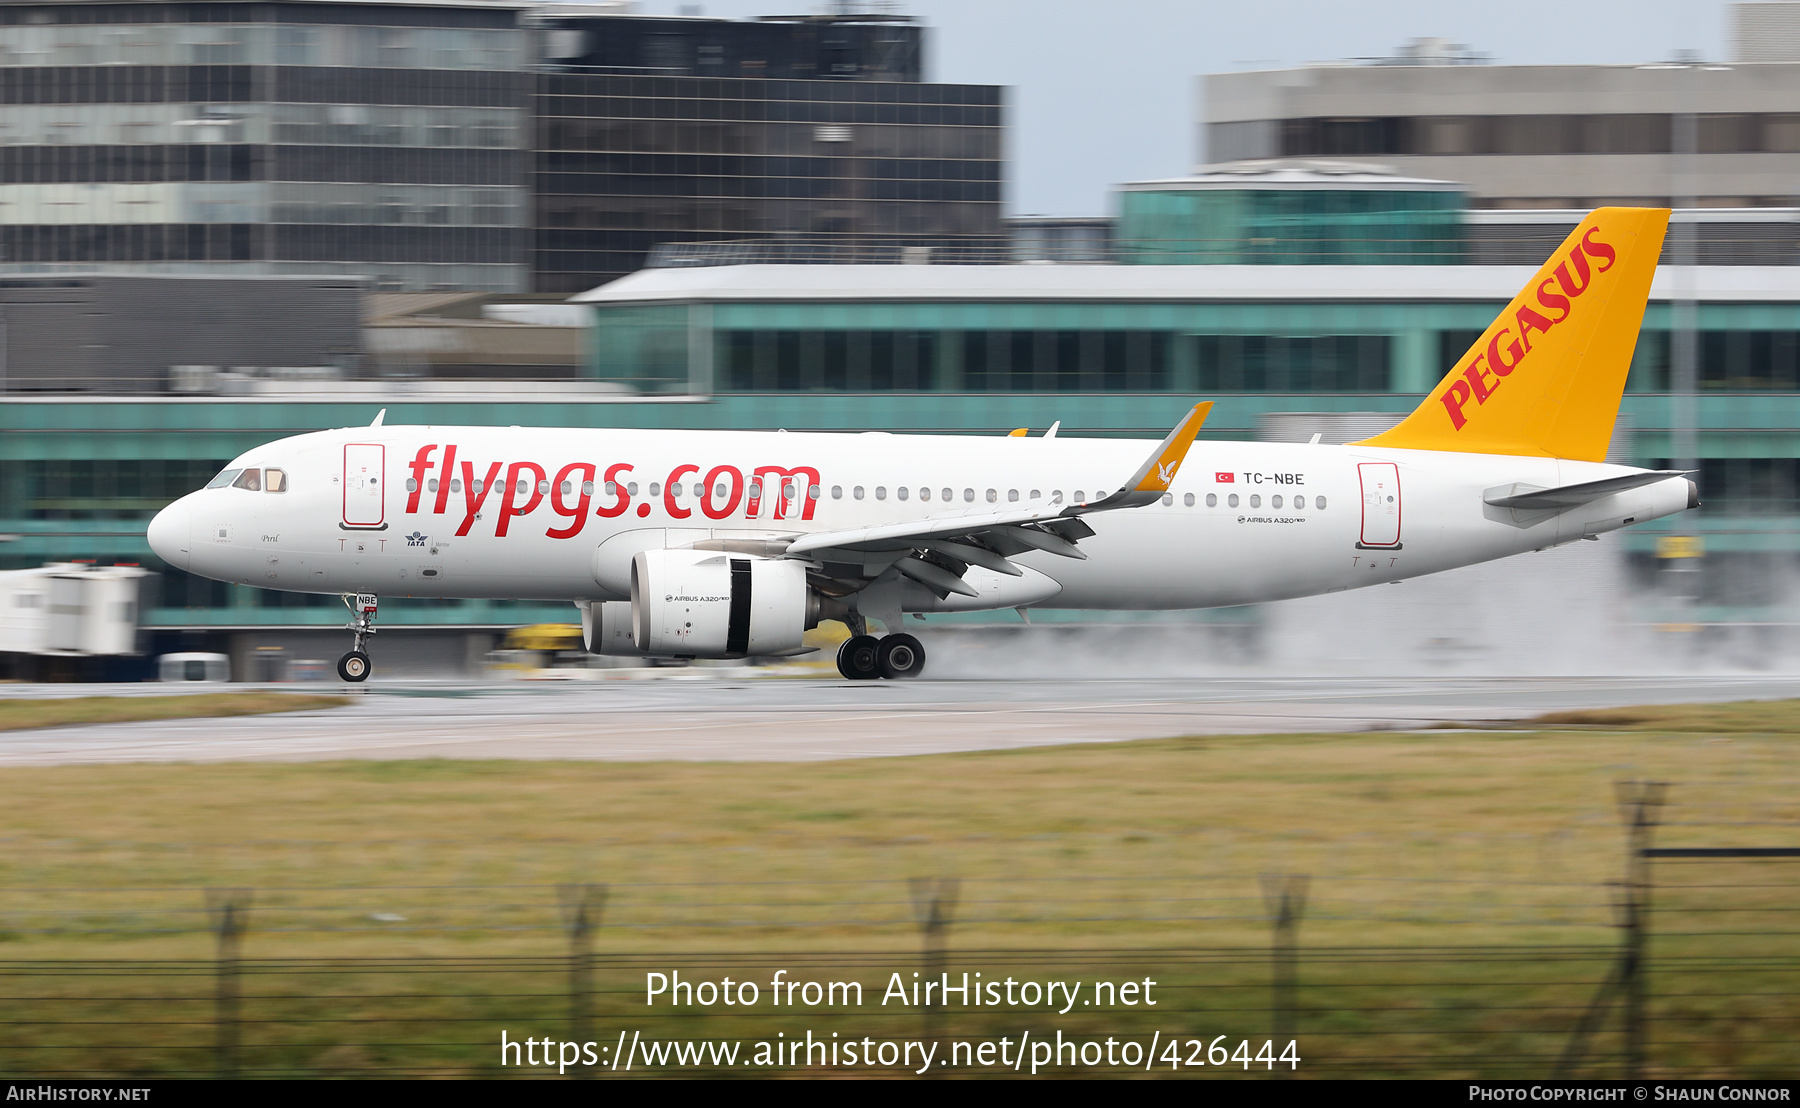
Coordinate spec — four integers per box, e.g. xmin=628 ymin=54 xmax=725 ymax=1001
xmin=909 ymin=876 xmax=959 ymax=1073
xmin=1557 ymin=781 xmax=1668 ymax=1078
xmin=557 ymin=883 xmax=607 ymax=1079
xmin=1617 ymin=780 xmax=1667 ymax=1080
xmin=204 ymin=888 xmax=251 ymax=1080
xmin=1260 ymin=874 xmax=1308 ymax=1077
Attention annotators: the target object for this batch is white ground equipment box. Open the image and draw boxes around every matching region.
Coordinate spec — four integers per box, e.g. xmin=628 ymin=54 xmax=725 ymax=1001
xmin=0 ymin=562 xmax=150 ymax=657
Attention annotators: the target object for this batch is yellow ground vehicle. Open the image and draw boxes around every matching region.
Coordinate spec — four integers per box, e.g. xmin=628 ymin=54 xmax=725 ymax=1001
xmin=486 ymin=624 xmax=587 ymax=673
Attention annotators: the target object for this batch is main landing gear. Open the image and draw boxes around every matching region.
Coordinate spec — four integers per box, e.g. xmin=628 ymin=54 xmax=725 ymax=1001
xmin=836 ymin=632 xmax=926 ymax=681
xmin=338 ymin=593 xmax=378 ymax=683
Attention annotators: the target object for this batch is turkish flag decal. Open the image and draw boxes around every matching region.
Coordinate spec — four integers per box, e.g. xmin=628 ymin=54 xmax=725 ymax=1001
xmin=1214 ymin=472 xmax=1235 ymax=483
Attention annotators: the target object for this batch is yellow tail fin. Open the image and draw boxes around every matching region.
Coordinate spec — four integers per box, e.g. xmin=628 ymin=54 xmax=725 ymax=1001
xmin=1353 ymin=207 xmax=1669 ymax=462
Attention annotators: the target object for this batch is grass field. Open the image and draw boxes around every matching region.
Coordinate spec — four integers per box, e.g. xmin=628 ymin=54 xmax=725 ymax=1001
xmin=0 ymin=692 xmax=349 ymax=732
xmin=2 ymin=699 xmax=1796 ymax=956
xmin=0 ymin=698 xmax=1794 ymax=1077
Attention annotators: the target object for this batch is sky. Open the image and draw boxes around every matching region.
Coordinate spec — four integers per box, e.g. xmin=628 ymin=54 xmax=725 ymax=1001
xmin=626 ymin=0 xmax=1736 ymax=216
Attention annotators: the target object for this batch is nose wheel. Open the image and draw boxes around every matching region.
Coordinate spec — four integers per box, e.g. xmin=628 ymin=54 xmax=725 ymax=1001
xmin=337 ymin=651 xmax=370 ymax=682
xmin=339 ymin=593 xmax=378 ymax=683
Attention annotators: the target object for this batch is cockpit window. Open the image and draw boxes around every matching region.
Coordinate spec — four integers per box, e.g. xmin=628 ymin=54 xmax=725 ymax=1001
xmin=265 ymin=468 xmax=287 ymax=493
xmin=231 ymin=469 xmax=262 ymax=492
xmin=206 ymin=468 xmax=243 ymax=489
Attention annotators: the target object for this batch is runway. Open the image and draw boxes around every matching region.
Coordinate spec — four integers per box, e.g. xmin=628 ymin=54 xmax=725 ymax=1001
xmin=2 ymin=673 xmax=1797 ymax=765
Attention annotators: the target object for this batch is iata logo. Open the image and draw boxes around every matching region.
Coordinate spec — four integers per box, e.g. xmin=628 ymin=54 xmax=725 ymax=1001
xmin=1440 ymin=225 xmax=1617 ymax=430
xmin=405 ymin=531 xmax=427 ymax=548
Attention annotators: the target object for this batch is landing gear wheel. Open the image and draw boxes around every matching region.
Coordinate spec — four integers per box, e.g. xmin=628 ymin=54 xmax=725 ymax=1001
xmin=877 ymin=633 xmax=926 ymax=680
xmin=837 ymin=635 xmax=882 ymax=681
xmin=337 ymin=650 xmax=371 ymax=683
xmin=339 ymin=593 xmax=378 ymax=684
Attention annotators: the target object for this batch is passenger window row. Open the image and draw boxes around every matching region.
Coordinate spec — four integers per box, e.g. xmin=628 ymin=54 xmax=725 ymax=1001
xmin=255 ymin=468 xmax=1324 ymax=514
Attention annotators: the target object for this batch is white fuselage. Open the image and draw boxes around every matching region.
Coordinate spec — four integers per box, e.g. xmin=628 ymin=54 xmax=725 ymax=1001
xmin=147 ymin=426 xmax=1693 ymax=613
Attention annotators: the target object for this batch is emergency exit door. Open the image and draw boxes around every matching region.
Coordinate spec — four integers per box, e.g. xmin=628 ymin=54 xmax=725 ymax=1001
xmin=1358 ymin=462 xmax=1401 ymax=548
xmin=343 ymin=443 xmax=386 ymax=528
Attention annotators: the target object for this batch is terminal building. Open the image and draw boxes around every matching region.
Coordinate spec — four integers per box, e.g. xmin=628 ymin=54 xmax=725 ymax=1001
xmin=10 ymin=240 xmax=1800 ymax=673
xmin=5 ymin=3 xmax=1800 ymax=675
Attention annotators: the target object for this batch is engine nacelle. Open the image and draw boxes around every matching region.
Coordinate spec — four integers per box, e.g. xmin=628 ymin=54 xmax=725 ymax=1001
xmin=630 ymin=549 xmax=810 ymax=658
xmin=578 ymin=600 xmax=653 ymax=656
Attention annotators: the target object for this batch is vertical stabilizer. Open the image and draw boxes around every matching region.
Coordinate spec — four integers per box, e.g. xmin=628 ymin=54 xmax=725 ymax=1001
xmin=1354 ymin=207 xmax=1669 ymax=461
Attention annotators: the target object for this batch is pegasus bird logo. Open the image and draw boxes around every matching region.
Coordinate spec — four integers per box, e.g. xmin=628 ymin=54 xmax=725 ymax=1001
xmin=1156 ymin=460 xmax=1176 ymax=486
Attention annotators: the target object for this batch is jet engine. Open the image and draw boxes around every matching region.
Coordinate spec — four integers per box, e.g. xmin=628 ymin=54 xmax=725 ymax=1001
xmin=628 ymin=548 xmax=825 ymax=657
xmin=579 ymin=599 xmax=649 ymax=657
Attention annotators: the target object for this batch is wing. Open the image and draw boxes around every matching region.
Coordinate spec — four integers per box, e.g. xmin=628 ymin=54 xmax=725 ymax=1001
xmin=693 ymin=403 xmax=1211 ymax=599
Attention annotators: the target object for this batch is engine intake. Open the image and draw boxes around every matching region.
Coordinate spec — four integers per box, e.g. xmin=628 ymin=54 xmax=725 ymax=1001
xmin=629 ymin=548 xmax=811 ymax=658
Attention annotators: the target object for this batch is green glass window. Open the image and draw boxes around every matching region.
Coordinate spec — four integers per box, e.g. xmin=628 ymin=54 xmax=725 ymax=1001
xmin=1117 ymin=187 xmax=1465 ymax=265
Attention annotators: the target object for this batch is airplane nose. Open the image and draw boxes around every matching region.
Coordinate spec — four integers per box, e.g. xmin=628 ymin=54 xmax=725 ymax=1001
xmin=147 ymin=498 xmax=192 ymax=570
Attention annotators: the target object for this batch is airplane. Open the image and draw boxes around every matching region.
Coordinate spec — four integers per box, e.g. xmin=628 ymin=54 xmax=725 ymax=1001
xmin=148 ymin=207 xmax=1694 ymax=683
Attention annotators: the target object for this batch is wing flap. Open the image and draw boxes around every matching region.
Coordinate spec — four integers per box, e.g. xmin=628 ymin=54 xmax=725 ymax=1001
xmin=785 ymin=504 xmax=1067 ymax=556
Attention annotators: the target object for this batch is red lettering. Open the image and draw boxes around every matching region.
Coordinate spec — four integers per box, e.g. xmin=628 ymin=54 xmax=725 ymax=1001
xmin=1441 ymin=378 xmax=1474 ymax=430
xmin=1463 ymin=356 xmax=1499 ymax=404
xmin=1555 ymin=248 xmax=1592 ymax=298
xmin=406 ymin=445 xmax=436 ymax=514
xmin=751 ymin=466 xmax=822 ymax=521
xmin=432 ymin=443 xmax=458 ymax=515
xmin=1581 ymin=225 xmax=1616 ymax=272
xmin=664 ymin=464 xmax=700 ymax=520
xmin=594 ymin=462 xmax=634 ymax=518
xmin=455 ymin=460 xmax=503 ymax=537
xmin=1514 ymin=305 xmax=1555 ymax=353
xmin=1487 ymin=327 xmax=1525 ymax=377
xmin=702 ymin=465 xmax=744 ymax=520
xmin=1536 ymin=278 xmax=1572 ymax=324
xmin=495 ymin=461 xmax=547 ymax=537
xmin=547 ymin=461 xmax=595 ymax=540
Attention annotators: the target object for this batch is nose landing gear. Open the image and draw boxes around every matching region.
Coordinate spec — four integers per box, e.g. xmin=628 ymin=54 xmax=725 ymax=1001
xmin=338 ymin=593 xmax=378 ymax=683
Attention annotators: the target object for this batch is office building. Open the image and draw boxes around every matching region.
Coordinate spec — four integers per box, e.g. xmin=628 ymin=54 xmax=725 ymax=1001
xmin=1202 ymin=7 xmax=1800 ymax=210
xmin=0 ymin=0 xmax=533 ymax=291
xmin=530 ymin=8 xmax=1004 ymax=292
xmin=0 ymin=1 xmax=1004 ymax=295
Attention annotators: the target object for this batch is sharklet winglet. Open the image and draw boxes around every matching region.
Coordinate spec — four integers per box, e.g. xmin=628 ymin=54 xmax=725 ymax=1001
xmin=1070 ymin=401 xmax=1211 ymax=513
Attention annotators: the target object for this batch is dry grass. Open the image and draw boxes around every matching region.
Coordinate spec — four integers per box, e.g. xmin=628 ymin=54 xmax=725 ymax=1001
xmin=0 ymin=701 xmax=1795 ymax=1077
xmin=0 ymin=713 xmax=1793 ymax=957
xmin=0 ymin=692 xmax=350 ymax=732
xmin=1520 ymin=698 xmax=1800 ymax=732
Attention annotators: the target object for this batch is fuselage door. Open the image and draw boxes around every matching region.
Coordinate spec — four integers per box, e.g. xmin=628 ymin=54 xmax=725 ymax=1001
xmin=343 ymin=443 xmax=386 ymax=528
xmin=1358 ymin=461 xmax=1401 ymax=547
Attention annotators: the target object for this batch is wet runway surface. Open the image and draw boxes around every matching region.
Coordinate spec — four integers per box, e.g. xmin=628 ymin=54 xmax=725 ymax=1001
xmin=3 ymin=674 xmax=1798 ymax=765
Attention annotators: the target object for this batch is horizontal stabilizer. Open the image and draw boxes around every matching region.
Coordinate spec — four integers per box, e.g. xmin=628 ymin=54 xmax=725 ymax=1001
xmin=1483 ymin=470 xmax=1687 ymax=510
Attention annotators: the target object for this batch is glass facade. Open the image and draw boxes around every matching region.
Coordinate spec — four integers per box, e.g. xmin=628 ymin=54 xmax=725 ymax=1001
xmin=0 ymin=3 xmax=531 ymax=291
xmin=587 ymin=299 xmax=1485 ymax=395
xmin=1209 ymin=113 xmax=1800 ymax=161
xmin=1116 ymin=186 xmax=1465 ymax=265
xmin=534 ymin=74 xmax=1005 ymax=293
